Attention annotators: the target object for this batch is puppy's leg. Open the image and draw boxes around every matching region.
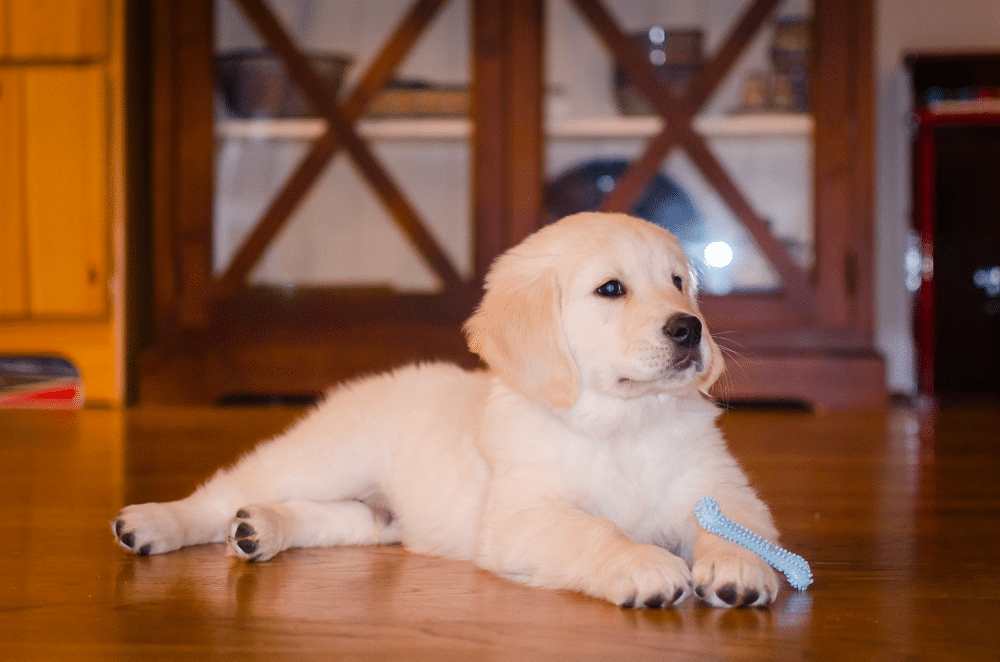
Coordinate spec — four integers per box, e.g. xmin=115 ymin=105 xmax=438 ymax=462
xmin=112 ymin=495 xmax=230 ymax=556
xmin=689 ymin=500 xmax=780 ymax=608
xmin=477 ymin=500 xmax=691 ymax=608
xmin=227 ymin=498 xmax=401 ymax=562
xmin=113 ymin=409 xmax=379 ymax=556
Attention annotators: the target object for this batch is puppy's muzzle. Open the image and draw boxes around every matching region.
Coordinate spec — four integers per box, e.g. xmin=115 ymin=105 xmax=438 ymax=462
xmin=664 ymin=314 xmax=703 ymax=371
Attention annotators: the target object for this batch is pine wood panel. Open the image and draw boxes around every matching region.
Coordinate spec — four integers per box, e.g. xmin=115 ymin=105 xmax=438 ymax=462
xmin=0 ymin=2 xmax=8 ymax=57
xmin=7 ymin=0 xmax=107 ymax=60
xmin=23 ymin=65 xmax=108 ymax=317
xmin=3 ymin=405 xmax=1000 ymax=658
xmin=0 ymin=69 xmax=27 ymax=315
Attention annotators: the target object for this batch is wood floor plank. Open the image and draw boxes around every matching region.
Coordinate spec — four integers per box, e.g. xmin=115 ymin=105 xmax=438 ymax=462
xmin=1 ymin=405 xmax=998 ymax=659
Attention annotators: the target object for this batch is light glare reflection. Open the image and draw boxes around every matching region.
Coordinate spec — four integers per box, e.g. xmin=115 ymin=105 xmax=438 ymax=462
xmin=704 ymin=241 xmax=734 ymax=268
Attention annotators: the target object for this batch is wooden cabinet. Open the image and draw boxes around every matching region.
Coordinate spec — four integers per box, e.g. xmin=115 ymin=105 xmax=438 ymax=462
xmin=146 ymin=0 xmax=883 ymax=409
xmin=0 ymin=70 xmax=25 ymax=314
xmin=0 ymin=0 xmax=125 ymax=405
xmin=4 ymin=0 xmax=108 ymax=60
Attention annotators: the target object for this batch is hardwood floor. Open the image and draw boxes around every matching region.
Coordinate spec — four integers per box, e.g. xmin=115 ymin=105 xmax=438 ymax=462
xmin=1 ymin=403 xmax=998 ymax=660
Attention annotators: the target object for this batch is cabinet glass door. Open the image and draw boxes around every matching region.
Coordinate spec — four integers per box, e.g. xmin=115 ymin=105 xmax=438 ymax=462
xmin=213 ymin=0 xmax=472 ymax=295
xmin=544 ymin=0 xmax=812 ymax=296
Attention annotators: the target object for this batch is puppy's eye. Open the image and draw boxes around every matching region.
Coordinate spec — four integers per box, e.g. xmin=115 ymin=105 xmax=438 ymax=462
xmin=672 ymin=275 xmax=684 ymax=292
xmin=595 ymin=280 xmax=626 ymax=298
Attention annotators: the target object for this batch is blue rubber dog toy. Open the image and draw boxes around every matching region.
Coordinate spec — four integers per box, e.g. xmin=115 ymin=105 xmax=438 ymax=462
xmin=695 ymin=496 xmax=813 ymax=591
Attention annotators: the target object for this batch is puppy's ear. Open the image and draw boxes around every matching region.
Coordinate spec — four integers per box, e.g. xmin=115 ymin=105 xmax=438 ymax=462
xmin=464 ymin=270 xmax=580 ymax=408
xmin=699 ymin=325 xmax=726 ymax=395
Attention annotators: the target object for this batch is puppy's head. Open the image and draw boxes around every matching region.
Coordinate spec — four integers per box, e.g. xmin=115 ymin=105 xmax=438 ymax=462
xmin=464 ymin=212 xmax=724 ymax=408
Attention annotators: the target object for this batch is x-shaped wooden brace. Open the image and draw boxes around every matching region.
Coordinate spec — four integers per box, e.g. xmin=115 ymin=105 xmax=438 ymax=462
xmin=571 ymin=0 xmax=816 ymax=316
xmin=214 ymin=0 xmax=463 ymax=298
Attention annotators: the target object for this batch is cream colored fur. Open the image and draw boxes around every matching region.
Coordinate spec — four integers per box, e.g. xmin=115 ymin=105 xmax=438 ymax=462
xmin=113 ymin=212 xmax=780 ymax=609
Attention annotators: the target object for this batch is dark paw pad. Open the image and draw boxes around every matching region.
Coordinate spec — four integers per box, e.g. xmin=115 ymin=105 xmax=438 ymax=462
xmin=235 ymin=522 xmax=255 ymax=539
xmin=740 ymin=589 xmax=760 ymax=607
xmin=120 ymin=532 xmax=135 ymax=549
xmin=237 ymin=538 xmax=259 ymax=555
xmin=643 ymin=593 xmax=665 ymax=609
xmin=620 ymin=594 xmax=637 ymax=609
xmin=671 ymin=587 xmax=685 ymax=605
xmin=715 ymin=583 xmax=738 ymax=606
xmin=115 ymin=520 xmax=125 ymax=537
xmin=235 ymin=509 xmax=250 ymax=519
xmin=138 ymin=544 xmax=152 ymax=556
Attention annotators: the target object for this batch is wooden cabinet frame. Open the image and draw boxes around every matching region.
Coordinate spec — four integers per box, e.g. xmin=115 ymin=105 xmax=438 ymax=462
xmin=146 ymin=0 xmax=882 ymax=408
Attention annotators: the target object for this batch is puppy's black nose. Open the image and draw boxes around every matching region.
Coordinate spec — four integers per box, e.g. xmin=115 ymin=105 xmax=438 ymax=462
xmin=664 ymin=314 xmax=702 ymax=348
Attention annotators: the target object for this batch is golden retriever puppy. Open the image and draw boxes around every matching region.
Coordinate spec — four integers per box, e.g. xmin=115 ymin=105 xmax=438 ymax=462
xmin=113 ymin=212 xmax=780 ymax=609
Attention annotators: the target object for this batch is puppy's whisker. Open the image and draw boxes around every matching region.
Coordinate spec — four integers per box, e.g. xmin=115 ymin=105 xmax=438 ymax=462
xmin=711 ymin=340 xmax=754 ymax=408
xmin=719 ymin=346 xmax=752 ymax=369
xmin=713 ymin=334 xmax=752 ymax=355
xmin=715 ymin=337 xmax=757 ymax=370
xmin=713 ymin=368 xmax=735 ymax=408
xmin=716 ymin=344 xmax=746 ymax=366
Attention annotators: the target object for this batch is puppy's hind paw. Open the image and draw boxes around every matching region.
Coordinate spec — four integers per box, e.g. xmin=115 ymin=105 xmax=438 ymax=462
xmin=228 ymin=505 xmax=287 ymax=562
xmin=112 ymin=502 xmax=186 ymax=556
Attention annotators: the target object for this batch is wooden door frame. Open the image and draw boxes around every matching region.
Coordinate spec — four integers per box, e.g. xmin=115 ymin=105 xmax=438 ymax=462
xmin=912 ymin=109 xmax=1000 ymax=395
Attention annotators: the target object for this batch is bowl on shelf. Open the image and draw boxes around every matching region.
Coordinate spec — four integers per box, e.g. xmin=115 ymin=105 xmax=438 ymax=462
xmin=215 ymin=49 xmax=352 ymax=119
xmin=545 ymin=158 xmax=705 ymax=244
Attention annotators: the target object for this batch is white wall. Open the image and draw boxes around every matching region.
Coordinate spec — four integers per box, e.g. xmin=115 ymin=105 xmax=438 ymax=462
xmin=875 ymin=0 xmax=1000 ymax=393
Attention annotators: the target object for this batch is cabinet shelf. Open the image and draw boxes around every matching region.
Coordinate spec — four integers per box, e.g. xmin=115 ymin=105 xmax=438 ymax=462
xmin=215 ymin=117 xmax=470 ymax=141
xmin=215 ymin=113 xmax=813 ymax=142
xmin=551 ymin=114 xmax=813 ymax=138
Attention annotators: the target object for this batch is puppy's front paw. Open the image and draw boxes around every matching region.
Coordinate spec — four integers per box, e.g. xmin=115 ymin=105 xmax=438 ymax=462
xmin=599 ymin=543 xmax=692 ymax=609
xmin=692 ymin=544 xmax=779 ymax=608
xmin=112 ymin=503 xmax=185 ymax=556
xmin=227 ymin=505 xmax=287 ymax=562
